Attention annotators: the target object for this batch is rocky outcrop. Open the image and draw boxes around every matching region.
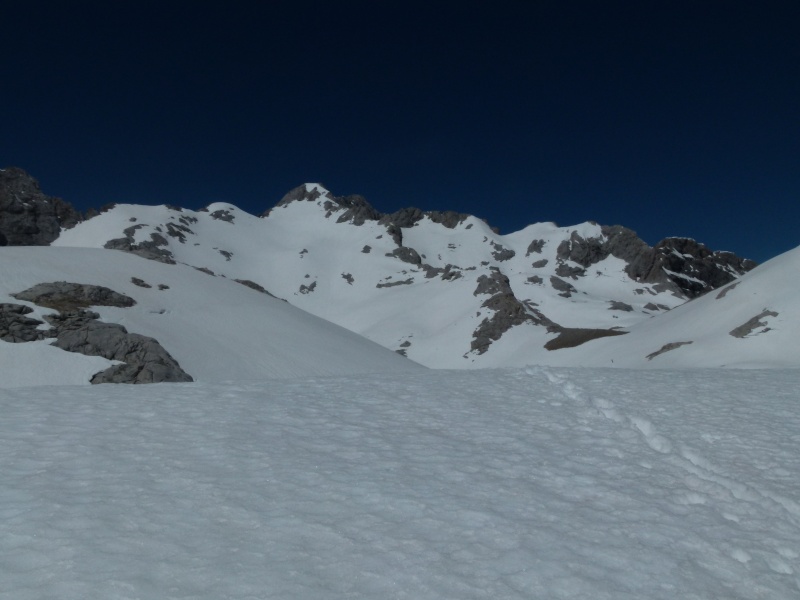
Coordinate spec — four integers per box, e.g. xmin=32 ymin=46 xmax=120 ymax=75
xmin=10 ymin=282 xmax=192 ymax=383
xmin=470 ymin=270 xmax=554 ymax=354
xmin=0 ymin=303 xmax=54 ymax=342
xmin=104 ymin=224 xmax=176 ymax=264
xmin=554 ymin=226 xmax=756 ymax=298
xmin=0 ymin=167 xmax=83 ymax=245
xmin=12 ymin=282 xmax=136 ymax=311
xmin=45 ymin=310 xmax=193 ymax=384
xmin=729 ymin=310 xmax=778 ymax=338
xmin=646 ymin=341 xmax=694 ymax=360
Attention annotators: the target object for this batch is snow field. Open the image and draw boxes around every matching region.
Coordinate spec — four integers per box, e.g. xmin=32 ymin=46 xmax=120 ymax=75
xmin=2 ymin=367 xmax=798 ymax=599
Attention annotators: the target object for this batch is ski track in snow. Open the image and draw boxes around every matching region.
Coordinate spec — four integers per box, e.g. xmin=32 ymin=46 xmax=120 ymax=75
xmin=1 ymin=368 xmax=799 ymax=599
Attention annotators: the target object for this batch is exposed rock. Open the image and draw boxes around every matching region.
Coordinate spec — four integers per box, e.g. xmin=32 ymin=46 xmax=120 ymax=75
xmin=8 ymin=281 xmax=191 ymax=383
xmin=362 ymin=245 xmax=372 ymax=253
xmin=299 ymin=281 xmax=317 ymax=294
xmin=378 ymin=207 xmax=470 ymax=230
xmin=210 ymin=209 xmax=235 ymax=222
xmin=729 ymin=310 xmax=778 ymax=338
xmin=527 ymin=275 xmax=543 ymax=285
xmin=600 ymin=227 xmax=756 ymax=298
xmin=490 ymin=242 xmax=515 ymax=262
xmin=715 ymin=282 xmax=740 ymax=299
xmin=12 ymin=282 xmax=136 ymax=311
xmin=376 ymin=278 xmax=413 ymax=288
xmin=549 ymin=276 xmax=577 ymax=298
xmin=386 ymin=247 xmax=422 ymax=266
xmin=0 ymin=167 xmax=83 ymax=245
xmin=531 ymin=259 xmax=549 ymax=268
xmin=104 ymin=225 xmax=176 ymax=264
xmin=266 ymin=184 xmax=330 ymax=215
xmin=45 ymin=310 xmax=192 ymax=383
xmin=526 ymin=239 xmax=545 ymax=256
xmin=544 ymin=328 xmax=627 ymax=351
xmin=608 ymin=301 xmax=634 ymax=312
xmin=555 ymin=263 xmax=586 ymax=279
xmin=470 ymin=270 xmax=555 ymax=354
xmin=643 ymin=302 xmax=670 ymax=312
xmin=379 ymin=207 xmax=424 ymax=228
xmin=234 ymin=279 xmax=282 ymax=299
xmin=342 ymin=273 xmax=354 ymax=285
xmin=131 ymin=277 xmax=152 ymax=288
xmin=158 ymin=284 xmax=170 ymax=290
xmin=330 ymin=194 xmax=382 ymax=225
xmin=164 ymin=221 xmax=194 ymax=243
xmin=218 ymin=249 xmax=233 ymax=261
xmin=646 ymin=341 xmax=694 ymax=360
xmin=0 ymin=303 xmax=54 ymax=342
xmin=193 ymin=267 xmax=215 ymax=276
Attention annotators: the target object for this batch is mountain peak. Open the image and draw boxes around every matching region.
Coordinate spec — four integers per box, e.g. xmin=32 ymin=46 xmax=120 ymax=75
xmin=272 ymin=183 xmax=333 ymax=208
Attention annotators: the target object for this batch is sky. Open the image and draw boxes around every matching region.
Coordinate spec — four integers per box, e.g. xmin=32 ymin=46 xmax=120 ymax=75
xmin=2 ymin=1 xmax=798 ymax=263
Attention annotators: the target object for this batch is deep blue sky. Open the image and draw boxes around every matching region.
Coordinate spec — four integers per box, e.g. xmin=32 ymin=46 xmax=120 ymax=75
xmin=3 ymin=1 xmax=798 ymax=262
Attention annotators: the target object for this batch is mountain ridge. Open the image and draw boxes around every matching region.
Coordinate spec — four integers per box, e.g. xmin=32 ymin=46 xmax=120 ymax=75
xmin=3 ymin=167 xmax=784 ymax=378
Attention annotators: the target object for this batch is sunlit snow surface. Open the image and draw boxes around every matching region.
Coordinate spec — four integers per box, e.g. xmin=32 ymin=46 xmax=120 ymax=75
xmin=2 ymin=368 xmax=799 ymax=599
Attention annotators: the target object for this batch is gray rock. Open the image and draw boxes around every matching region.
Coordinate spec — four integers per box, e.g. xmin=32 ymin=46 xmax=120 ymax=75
xmin=299 ymin=281 xmax=317 ymax=294
xmin=12 ymin=282 xmax=136 ymax=311
xmin=729 ymin=310 xmax=779 ymax=338
xmin=526 ymin=239 xmax=545 ymax=256
xmin=490 ymin=242 xmax=516 ymax=262
xmin=549 ymin=276 xmax=577 ymax=298
xmin=555 ymin=263 xmax=586 ymax=279
xmin=210 ymin=209 xmax=235 ymax=222
xmin=715 ymin=282 xmax=740 ymax=299
xmin=386 ymin=247 xmax=422 ymax=266
xmin=45 ymin=310 xmax=192 ymax=383
xmin=544 ymin=328 xmax=627 ymax=351
xmin=646 ymin=341 xmax=694 ymax=360
xmin=0 ymin=303 xmax=54 ymax=342
xmin=643 ymin=302 xmax=670 ymax=312
xmin=104 ymin=225 xmax=176 ymax=264
xmin=376 ymin=278 xmax=414 ymax=288
xmin=0 ymin=167 xmax=83 ymax=245
xmin=608 ymin=301 xmax=634 ymax=312
xmin=600 ymin=227 xmax=756 ymax=298
xmin=470 ymin=270 xmax=555 ymax=354
xmin=269 ymin=184 xmax=329 ymax=212
xmin=131 ymin=277 xmax=152 ymax=288
xmin=234 ymin=279 xmax=282 ymax=299
xmin=8 ymin=281 xmax=191 ymax=383
xmin=531 ymin=259 xmax=549 ymax=268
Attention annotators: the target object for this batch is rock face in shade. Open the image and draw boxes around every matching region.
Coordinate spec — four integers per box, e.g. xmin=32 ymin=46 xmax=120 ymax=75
xmin=0 ymin=167 xmax=82 ymax=245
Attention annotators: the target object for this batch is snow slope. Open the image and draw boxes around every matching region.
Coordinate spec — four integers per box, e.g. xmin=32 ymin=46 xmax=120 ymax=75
xmin=0 ymin=247 xmax=421 ymax=387
xmin=2 ymin=367 xmax=799 ymax=598
xmin=51 ymin=190 xmax=698 ymax=367
xmin=535 ymin=245 xmax=800 ymax=368
xmin=52 ymin=190 xmax=793 ymax=369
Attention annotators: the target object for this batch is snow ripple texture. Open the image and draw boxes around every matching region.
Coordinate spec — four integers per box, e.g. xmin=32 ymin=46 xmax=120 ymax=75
xmin=1 ymin=368 xmax=799 ymax=599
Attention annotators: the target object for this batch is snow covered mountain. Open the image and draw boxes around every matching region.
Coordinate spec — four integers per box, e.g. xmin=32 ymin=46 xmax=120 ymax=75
xmin=4 ymin=167 xmax=794 ymax=379
xmin=0 ymin=246 xmax=421 ymax=387
xmin=50 ymin=182 xmax=757 ymax=369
